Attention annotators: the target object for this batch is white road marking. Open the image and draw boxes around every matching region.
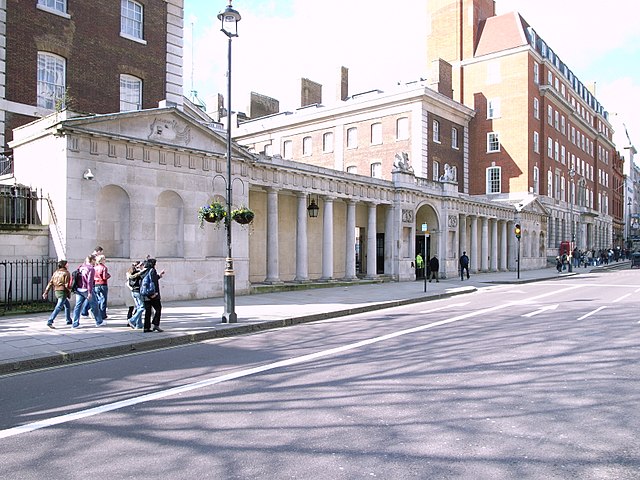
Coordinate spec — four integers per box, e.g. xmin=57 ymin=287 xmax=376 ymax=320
xmin=521 ymin=304 xmax=559 ymax=318
xmin=418 ymin=302 xmax=470 ymax=314
xmin=0 ymin=285 xmax=582 ymax=440
xmin=613 ymin=293 xmax=632 ymax=303
xmin=577 ymin=306 xmax=608 ymax=321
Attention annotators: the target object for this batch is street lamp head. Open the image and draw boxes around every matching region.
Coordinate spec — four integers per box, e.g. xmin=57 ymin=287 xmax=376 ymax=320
xmin=218 ymin=1 xmax=241 ymax=38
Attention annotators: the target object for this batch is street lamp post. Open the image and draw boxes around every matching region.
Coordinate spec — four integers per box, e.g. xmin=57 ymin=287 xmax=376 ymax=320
xmin=569 ymin=168 xmax=575 ymax=273
xmin=218 ymin=1 xmax=241 ymax=323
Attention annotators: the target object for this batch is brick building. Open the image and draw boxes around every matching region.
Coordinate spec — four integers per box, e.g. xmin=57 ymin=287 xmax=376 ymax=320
xmin=427 ymin=0 xmax=619 ymax=253
xmin=0 ymin=0 xmax=183 ymax=153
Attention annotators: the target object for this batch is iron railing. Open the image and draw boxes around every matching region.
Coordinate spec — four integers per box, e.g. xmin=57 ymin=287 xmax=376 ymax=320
xmin=0 ymin=185 xmax=44 ymax=226
xmin=0 ymin=259 xmax=58 ymax=312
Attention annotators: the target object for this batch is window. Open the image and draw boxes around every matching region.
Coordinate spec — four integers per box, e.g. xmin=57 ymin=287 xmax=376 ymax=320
xmin=433 ymin=120 xmax=441 ymax=143
xmin=554 ymin=111 xmax=559 ymax=130
xmin=561 ymin=115 xmax=566 ymax=135
xmin=533 ymin=132 xmax=539 ymax=153
xmin=120 ymin=74 xmax=142 ymax=111
xmin=37 ymin=0 xmax=66 ymax=14
xmin=487 ymin=98 xmax=501 ymax=119
xmin=433 ymin=161 xmax=440 ymax=181
xmin=283 ymin=140 xmax=292 ymax=159
xmin=547 ymin=170 xmax=553 ymax=197
xmin=451 ymin=127 xmax=459 ymax=149
xmin=264 ymin=144 xmax=272 ymax=156
xmin=533 ymin=97 xmax=539 ymax=119
xmin=371 ymin=123 xmax=382 ymax=145
xmin=302 ymin=136 xmax=312 ymax=156
xmin=346 ymin=127 xmax=357 ymax=148
xmin=370 ymin=162 xmax=381 ymax=178
xmin=37 ymin=52 xmax=65 ymax=110
xmin=547 ymin=137 xmax=553 ymax=157
xmin=547 ymin=106 xmax=553 ymax=125
xmin=121 ymin=0 xmax=143 ymax=40
xmin=487 ymin=132 xmax=500 ymax=152
xmin=554 ymin=141 xmax=559 ymax=161
xmin=533 ymin=166 xmax=539 ymax=194
xmin=346 ymin=166 xmax=357 ymax=174
xmin=322 ymin=132 xmax=334 ymax=153
xmin=561 ymin=145 xmax=566 ymax=164
xmin=533 ymin=62 xmax=539 ymax=84
xmin=486 ymin=166 xmax=501 ymax=194
xmin=396 ymin=117 xmax=409 ymax=140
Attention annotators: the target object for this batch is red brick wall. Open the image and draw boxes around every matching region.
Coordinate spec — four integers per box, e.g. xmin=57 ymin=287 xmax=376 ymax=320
xmin=5 ymin=0 xmax=167 ymax=143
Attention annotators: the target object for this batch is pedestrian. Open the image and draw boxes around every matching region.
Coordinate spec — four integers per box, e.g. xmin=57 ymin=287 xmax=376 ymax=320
xmin=556 ymin=256 xmax=562 ymax=273
xmin=81 ymin=246 xmax=105 ymax=317
xmin=71 ymin=255 xmax=105 ymax=328
xmin=141 ymin=258 xmax=165 ymax=332
xmin=42 ymin=260 xmax=72 ymax=328
xmin=93 ymin=254 xmax=111 ymax=319
xmin=415 ymin=252 xmax=424 ymax=279
xmin=459 ymin=251 xmax=470 ymax=280
xmin=126 ymin=261 xmax=147 ymax=329
xmin=428 ymin=255 xmax=439 ymax=282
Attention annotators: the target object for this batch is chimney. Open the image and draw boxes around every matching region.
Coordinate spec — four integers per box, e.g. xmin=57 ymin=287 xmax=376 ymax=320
xmin=338 ymin=66 xmax=349 ymax=101
xmin=429 ymin=59 xmax=453 ymax=99
xmin=300 ymin=78 xmax=322 ymax=107
xmin=248 ymin=92 xmax=280 ymax=119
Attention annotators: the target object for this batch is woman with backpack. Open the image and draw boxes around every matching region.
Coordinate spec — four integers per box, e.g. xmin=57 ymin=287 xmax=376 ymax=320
xmin=140 ymin=258 xmax=165 ymax=332
xmin=42 ymin=260 xmax=72 ymax=328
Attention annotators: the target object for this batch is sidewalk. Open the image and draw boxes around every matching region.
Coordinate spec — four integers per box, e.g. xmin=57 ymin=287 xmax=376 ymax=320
xmin=0 ymin=262 xmax=627 ymax=374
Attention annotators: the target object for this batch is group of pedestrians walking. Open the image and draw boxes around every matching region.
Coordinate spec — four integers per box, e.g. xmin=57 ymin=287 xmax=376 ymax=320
xmin=43 ymin=247 xmax=164 ymax=332
xmin=415 ymin=252 xmax=471 ymax=282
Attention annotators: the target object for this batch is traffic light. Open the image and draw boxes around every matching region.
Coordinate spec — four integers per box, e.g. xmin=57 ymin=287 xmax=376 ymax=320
xmin=514 ymin=223 xmax=521 ymax=239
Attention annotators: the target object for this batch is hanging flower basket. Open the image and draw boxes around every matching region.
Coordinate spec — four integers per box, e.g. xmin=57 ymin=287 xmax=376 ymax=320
xmin=198 ymin=201 xmax=227 ymax=228
xmin=231 ymin=206 xmax=255 ymax=225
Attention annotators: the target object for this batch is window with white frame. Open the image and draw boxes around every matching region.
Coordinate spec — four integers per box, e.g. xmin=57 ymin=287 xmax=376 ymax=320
xmin=283 ymin=140 xmax=292 ymax=159
xmin=561 ymin=145 xmax=566 ymax=164
xmin=487 ymin=132 xmax=500 ymax=152
xmin=371 ymin=122 xmax=382 ymax=145
xmin=547 ymin=137 xmax=553 ymax=157
xmin=322 ymin=132 xmax=334 ymax=153
xmin=547 ymin=170 xmax=553 ymax=197
xmin=533 ymin=131 xmax=539 ymax=153
xmin=487 ymin=98 xmax=501 ymax=119
xmin=561 ymin=176 xmax=566 ymax=202
xmin=37 ymin=0 xmax=67 ymax=14
xmin=37 ymin=52 xmax=66 ymax=110
xmin=433 ymin=161 xmax=440 ymax=181
xmin=533 ymin=62 xmax=539 ymax=84
xmin=433 ymin=120 xmax=441 ymax=143
xmin=451 ymin=127 xmax=459 ymax=149
xmin=119 ymin=74 xmax=142 ymax=111
xmin=533 ymin=166 xmax=539 ymax=194
xmin=554 ymin=141 xmax=559 ymax=161
xmin=121 ymin=0 xmax=144 ymax=40
xmin=346 ymin=127 xmax=357 ymax=149
xmin=561 ymin=115 xmax=566 ymax=135
xmin=547 ymin=105 xmax=553 ymax=125
xmin=533 ymin=97 xmax=539 ymax=119
xmin=302 ymin=136 xmax=312 ymax=156
xmin=396 ymin=117 xmax=409 ymax=140
xmin=554 ymin=111 xmax=559 ymax=130
xmin=486 ymin=166 xmax=501 ymax=194
xmin=370 ymin=162 xmax=382 ymax=178
xmin=264 ymin=144 xmax=273 ymax=156
xmin=346 ymin=166 xmax=357 ymax=174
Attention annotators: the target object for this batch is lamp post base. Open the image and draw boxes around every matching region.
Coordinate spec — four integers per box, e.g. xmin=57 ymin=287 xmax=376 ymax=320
xmin=222 ymin=258 xmax=237 ymax=323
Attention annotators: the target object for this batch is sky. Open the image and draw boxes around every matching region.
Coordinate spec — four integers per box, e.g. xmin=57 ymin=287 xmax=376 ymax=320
xmin=183 ymin=0 xmax=640 ymax=158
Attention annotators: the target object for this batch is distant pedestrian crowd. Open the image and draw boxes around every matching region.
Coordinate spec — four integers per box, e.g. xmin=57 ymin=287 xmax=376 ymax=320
xmin=43 ymin=246 xmax=165 ymax=333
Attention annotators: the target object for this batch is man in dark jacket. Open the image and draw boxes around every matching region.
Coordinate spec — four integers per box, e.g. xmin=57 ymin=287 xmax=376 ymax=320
xmin=459 ymin=251 xmax=470 ymax=280
xmin=142 ymin=258 xmax=165 ymax=333
xmin=428 ymin=255 xmax=439 ymax=283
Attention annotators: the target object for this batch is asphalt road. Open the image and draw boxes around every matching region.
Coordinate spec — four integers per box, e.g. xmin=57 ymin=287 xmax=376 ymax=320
xmin=0 ymin=270 xmax=639 ymax=479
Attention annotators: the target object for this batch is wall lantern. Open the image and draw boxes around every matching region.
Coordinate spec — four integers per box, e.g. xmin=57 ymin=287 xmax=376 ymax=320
xmin=82 ymin=168 xmax=94 ymax=180
xmin=307 ymin=195 xmax=320 ymax=218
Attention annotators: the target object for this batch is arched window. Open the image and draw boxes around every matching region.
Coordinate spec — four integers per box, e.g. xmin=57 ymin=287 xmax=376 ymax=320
xmin=37 ymin=52 xmax=66 ymax=109
xmin=120 ymin=74 xmax=142 ymax=111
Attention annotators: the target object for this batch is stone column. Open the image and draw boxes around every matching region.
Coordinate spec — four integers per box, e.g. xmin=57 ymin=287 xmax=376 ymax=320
xmin=295 ymin=192 xmax=309 ymax=282
xmin=265 ymin=188 xmax=280 ymax=283
xmin=470 ymin=215 xmax=478 ymax=272
xmin=481 ymin=216 xmax=489 ymax=271
xmin=490 ymin=218 xmax=498 ymax=271
xmin=507 ymin=220 xmax=516 ymax=270
xmin=459 ymin=214 xmax=468 ymax=256
xmin=366 ymin=202 xmax=377 ymax=279
xmin=344 ymin=199 xmax=357 ymax=280
xmin=384 ymin=204 xmax=395 ymax=276
xmin=321 ymin=196 xmax=334 ymax=280
xmin=499 ymin=220 xmax=508 ymax=271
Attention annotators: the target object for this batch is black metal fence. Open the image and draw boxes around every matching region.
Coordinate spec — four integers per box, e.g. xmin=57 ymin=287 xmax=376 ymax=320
xmin=0 ymin=185 xmax=43 ymax=225
xmin=0 ymin=259 xmax=57 ymax=312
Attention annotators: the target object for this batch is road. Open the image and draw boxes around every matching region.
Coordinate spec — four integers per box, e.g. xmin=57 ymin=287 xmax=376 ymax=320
xmin=1 ymin=270 xmax=639 ymax=479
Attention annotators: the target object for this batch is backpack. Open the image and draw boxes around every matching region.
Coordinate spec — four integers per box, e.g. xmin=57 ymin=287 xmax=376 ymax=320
xmin=140 ymin=270 xmax=156 ymax=297
xmin=70 ymin=268 xmax=82 ymax=293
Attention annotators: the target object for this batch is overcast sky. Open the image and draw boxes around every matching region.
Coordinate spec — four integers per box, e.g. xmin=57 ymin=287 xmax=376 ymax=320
xmin=184 ymin=0 xmax=640 ymax=156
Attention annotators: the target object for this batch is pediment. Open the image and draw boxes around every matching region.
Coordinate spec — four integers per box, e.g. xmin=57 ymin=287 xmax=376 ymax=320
xmin=58 ymin=107 xmax=251 ymax=160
